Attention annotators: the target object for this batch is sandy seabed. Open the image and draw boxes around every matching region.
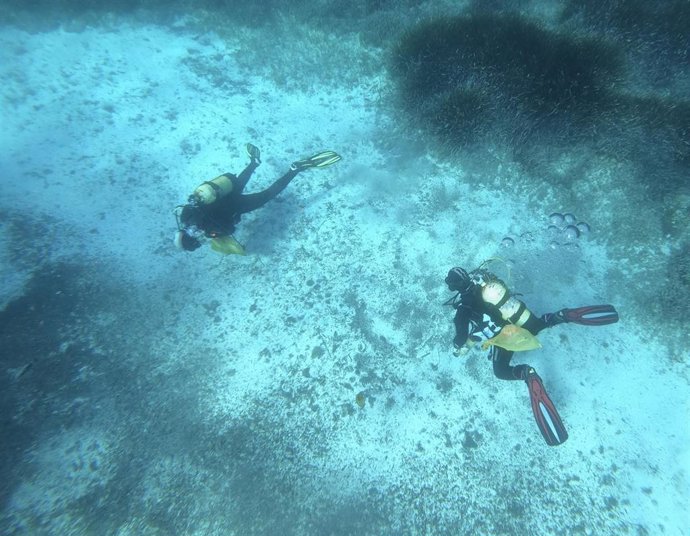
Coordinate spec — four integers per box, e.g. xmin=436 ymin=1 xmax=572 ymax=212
xmin=0 ymin=16 xmax=688 ymax=536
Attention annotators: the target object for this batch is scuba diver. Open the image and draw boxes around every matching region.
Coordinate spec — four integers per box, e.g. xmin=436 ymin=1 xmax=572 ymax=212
xmin=444 ymin=263 xmax=619 ymax=446
xmin=174 ymin=143 xmax=341 ymax=254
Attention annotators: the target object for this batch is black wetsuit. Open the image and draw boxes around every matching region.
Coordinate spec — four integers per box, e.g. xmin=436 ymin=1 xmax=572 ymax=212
xmin=451 ymin=285 xmax=558 ymax=381
xmin=180 ymin=161 xmax=299 ymax=237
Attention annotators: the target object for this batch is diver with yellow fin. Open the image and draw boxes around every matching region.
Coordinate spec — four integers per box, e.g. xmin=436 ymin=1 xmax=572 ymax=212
xmin=444 ymin=262 xmax=619 ymax=446
xmin=174 ymin=144 xmax=341 ymax=254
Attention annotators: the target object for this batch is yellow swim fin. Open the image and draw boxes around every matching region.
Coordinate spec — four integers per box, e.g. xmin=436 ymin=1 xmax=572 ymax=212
xmin=482 ymin=324 xmax=541 ymax=352
xmin=210 ymin=236 xmax=246 ymax=256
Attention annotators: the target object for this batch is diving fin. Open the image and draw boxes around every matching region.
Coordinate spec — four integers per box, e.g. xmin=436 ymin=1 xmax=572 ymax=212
xmin=246 ymin=143 xmax=261 ymax=164
xmin=291 ymin=150 xmax=342 ymax=171
xmin=524 ymin=368 xmax=568 ymax=446
xmin=563 ymin=304 xmax=619 ymax=326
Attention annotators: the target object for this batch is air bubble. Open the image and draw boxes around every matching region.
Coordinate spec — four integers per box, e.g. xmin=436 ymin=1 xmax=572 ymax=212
xmin=576 ymin=222 xmax=590 ymax=234
xmin=549 ymin=212 xmax=564 ymax=226
xmin=501 ymin=237 xmax=515 ymax=247
xmin=563 ymin=213 xmax=577 ymax=225
xmin=563 ymin=225 xmax=580 ymax=240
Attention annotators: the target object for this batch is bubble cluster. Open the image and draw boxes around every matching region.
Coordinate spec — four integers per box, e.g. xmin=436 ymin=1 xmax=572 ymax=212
xmin=500 ymin=213 xmax=590 ymax=250
xmin=547 ymin=212 xmax=591 ymax=245
xmin=564 ymin=225 xmax=579 ymax=240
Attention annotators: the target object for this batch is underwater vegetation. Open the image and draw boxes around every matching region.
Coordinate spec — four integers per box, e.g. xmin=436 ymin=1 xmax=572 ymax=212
xmin=390 ymin=14 xmax=623 ymax=151
xmin=561 ymin=0 xmax=690 ymax=74
xmin=0 ymin=0 xmax=423 ymax=30
xmin=389 ymin=12 xmax=689 ymax=198
xmin=661 ymin=241 xmax=690 ymax=323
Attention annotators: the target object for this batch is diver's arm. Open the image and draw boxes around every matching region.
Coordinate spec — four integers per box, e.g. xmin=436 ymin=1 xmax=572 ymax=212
xmin=452 ymin=307 xmax=472 ymax=348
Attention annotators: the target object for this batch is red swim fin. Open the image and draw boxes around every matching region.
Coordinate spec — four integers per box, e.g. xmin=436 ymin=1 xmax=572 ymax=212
xmin=525 ymin=368 xmax=568 ymax=446
xmin=563 ymin=304 xmax=619 ymax=326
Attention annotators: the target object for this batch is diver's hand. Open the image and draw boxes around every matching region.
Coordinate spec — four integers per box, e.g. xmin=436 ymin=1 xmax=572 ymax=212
xmin=453 ymin=344 xmax=469 ymax=357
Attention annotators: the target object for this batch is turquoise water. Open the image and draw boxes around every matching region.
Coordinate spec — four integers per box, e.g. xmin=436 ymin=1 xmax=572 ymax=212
xmin=0 ymin=2 xmax=688 ymax=535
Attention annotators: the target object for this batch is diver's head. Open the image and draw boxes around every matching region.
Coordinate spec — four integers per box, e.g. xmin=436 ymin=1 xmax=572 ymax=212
xmin=174 ymin=229 xmax=202 ymax=252
xmin=445 ymin=267 xmax=473 ymax=293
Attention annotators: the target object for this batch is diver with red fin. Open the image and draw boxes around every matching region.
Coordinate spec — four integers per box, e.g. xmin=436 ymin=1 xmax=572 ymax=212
xmin=444 ymin=263 xmax=619 ymax=446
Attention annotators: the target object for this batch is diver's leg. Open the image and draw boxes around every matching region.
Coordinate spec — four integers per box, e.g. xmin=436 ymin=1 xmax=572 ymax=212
xmin=523 ymin=314 xmax=550 ymax=335
xmin=491 ymin=347 xmax=529 ymax=381
xmin=232 ymin=161 xmax=260 ymax=194
xmin=233 ymin=169 xmax=299 ymax=214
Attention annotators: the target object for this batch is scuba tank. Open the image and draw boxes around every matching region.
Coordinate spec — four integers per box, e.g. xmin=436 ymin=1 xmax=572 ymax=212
xmin=471 ymin=269 xmax=533 ymax=327
xmin=190 ymin=174 xmax=234 ymax=205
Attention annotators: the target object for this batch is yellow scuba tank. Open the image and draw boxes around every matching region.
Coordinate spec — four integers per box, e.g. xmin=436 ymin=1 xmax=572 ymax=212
xmin=191 ymin=174 xmax=233 ymax=205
